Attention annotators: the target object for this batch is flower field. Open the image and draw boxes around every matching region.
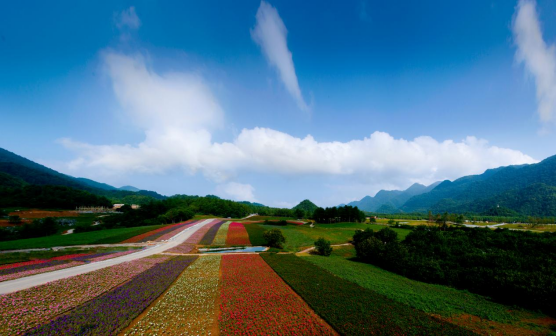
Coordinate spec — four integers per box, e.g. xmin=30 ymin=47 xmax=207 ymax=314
xmin=0 ymin=256 xmax=169 ymax=335
xmin=219 ymin=254 xmax=337 ymax=335
xmin=166 ymin=219 xmax=220 ymax=254
xmin=86 ymin=249 xmax=139 ymax=262
xmin=26 ymin=255 xmax=198 ymax=335
xmin=199 ymin=220 xmax=225 ymax=245
xmin=0 ymin=250 xmax=146 ymax=283
xmin=125 ymin=255 xmax=221 ymax=335
xmin=225 ymin=222 xmax=251 ymax=245
xmin=155 ymin=220 xmax=199 ymax=241
xmin=0 ymin=261 xmax=84 ymax=282
xmin=212 ymin=221 xmax=231 ymax=245
xmin=121 ymin=221 xmax=195 ymax=243
xmin=261 ymin=254 xmax=475 ymax=336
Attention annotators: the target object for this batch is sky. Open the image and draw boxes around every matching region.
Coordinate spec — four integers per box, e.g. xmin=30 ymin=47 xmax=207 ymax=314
xmin=1 ymin=0 xmax=556 ymax=207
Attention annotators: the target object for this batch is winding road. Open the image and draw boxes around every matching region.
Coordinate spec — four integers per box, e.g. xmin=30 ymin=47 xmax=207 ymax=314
xmin=0 ymin=218 xmax=215 ymax=295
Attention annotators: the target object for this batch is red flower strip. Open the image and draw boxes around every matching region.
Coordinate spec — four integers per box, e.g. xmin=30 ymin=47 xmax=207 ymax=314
xmin=219 ymin=254 xmax=336 ymax=336
xmin=225 ymin=222 xmax=251 ymax=245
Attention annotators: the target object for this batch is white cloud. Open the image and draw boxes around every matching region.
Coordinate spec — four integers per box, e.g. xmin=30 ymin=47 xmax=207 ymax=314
xmin=251 ymin=1 xmax=309 ymax=112
xmin=117 ymin=7 xmax=141 ymax=30
xmin=216 ymin=182 xmax=257 ymax=202
xmin=513 ymin=0 xmax=556 ymax=125
xmin=61 ymin=52 xmax=537 ymax=193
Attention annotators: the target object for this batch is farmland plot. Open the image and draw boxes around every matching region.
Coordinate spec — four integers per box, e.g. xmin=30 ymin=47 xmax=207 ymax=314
xmin=0 ymin=256 xmax=169 ymax=335
xmin=219 ymin=254 xmax=336 ymax=336
xmin=125 ymin=255 xmax=221 ymax=335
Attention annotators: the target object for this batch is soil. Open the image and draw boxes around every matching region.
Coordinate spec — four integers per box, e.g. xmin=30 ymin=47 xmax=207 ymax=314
xmin=8 ymin=209 xmax=79 ymax=219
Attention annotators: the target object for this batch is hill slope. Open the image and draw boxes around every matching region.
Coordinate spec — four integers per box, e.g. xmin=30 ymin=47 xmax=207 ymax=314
xmin=0 ymin=147 xmax=166 ymax=204
xmin=401 ymin=155 xmax=556 ymax=216
xmin=348 ymin=182 xmax=438 ymax=212
xmin=293 ymin=199 xmax=318 ymax=213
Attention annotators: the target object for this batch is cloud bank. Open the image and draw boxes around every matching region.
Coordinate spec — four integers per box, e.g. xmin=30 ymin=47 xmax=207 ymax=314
xmin=216 ymin=182 xmax=257 ymax=202
xmin=61 ymin=52 xmax=536 ymax=191
xmin=251 ymin=1 xmax=309 ymax=111
xmin=513 ymin=0 xmax=556 ymax=125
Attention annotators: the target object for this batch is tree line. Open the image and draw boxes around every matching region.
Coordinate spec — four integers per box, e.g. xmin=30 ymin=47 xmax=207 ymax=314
xmin=313 ymin=205 xmax=365 ymax=223
xmin=353 ymin=226 xmax=556 ymax=316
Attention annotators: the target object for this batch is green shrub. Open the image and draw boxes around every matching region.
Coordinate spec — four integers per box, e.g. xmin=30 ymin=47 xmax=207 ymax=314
xmin=314 ymin=237 xmax=332 ymax=256
xmin=263 ymin=229 xmax=286 ymax=248
xmin=8 ymin=215 xmax=21 ymax=224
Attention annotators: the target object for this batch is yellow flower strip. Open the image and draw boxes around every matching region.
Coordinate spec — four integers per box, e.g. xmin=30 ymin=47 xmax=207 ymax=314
xmin=125 ymin=255 xmax=221 ymax=336
xmin=212 ymin=221 xmax=231 ymax=245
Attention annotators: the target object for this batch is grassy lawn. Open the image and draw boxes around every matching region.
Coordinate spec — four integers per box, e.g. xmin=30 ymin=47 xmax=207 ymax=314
xmin=244 ymin=216 xmax=297 ymax=221
xmin=243 ymin=223 xmax=267 ymax=246
xmin=0 ymin=225 xmax=165 ymax=251
xmin=500 ymin=224 xmax=556 ymax=232
xmin=303 ymin=246 xmax=517 ymax=323
xmin=259 ymin=222 xmax=411 ymax=252
xmin=301 ymin=246 xmax=556 ymax=335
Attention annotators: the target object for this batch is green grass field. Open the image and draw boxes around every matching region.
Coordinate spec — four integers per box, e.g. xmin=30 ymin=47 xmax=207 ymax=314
xmin=0 ymin=225 xmax=165 ymax=251
xmin=259 ymin=222 xmax=411 ymax=252
xmin=244 ymin=216 xmax=298 ymax=221
xmin=302 ymin=245 xmax=519 ymax=323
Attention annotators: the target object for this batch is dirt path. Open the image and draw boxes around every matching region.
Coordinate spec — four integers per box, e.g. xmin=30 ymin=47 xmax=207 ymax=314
xmin=0 ymin=219 xmax=215 ymax=295
xmin=298 ymin=243 xmax=352 ymax=254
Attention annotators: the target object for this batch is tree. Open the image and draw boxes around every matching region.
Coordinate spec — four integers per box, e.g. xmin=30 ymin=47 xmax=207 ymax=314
xmin=369 ymin=217 xmax=376 ymax=223
xmin=0 ymin=209 xmax=6 ymax=217
xmin=294 ymin=208 xmax=305 ymax=219
xmin=8 ymin=215 xmax=21 ymax=224
xmin=263 ymin=229 xmax=286 ymax=248
xmin=314 ymin=237 xmax=332 ymax=256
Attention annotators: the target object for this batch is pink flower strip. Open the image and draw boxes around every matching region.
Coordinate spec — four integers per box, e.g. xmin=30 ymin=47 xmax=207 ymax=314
xmin=155 ymin=221 xmax=199 ymax=241
xmin=166 ymin=220 xmax=219 ymax=254
xmin=0 ymin=261 xmax=85 ymax=282
xmin=87 ymin=250 xmax=139 ymax=263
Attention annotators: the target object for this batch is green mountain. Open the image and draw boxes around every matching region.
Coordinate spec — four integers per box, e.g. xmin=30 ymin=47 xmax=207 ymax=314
xmin=76 ymin=178 xmax=117 ymax=191
xmin=293 ymin=199 xmax=318 ymax=213
xmin=119 ymin=185 xmax=140 ymax=192
xmin=401 ymin=155 xmax=556 ymax=216
xmin=0 ymin=147 xmax=166 ymax=205
xmin=347 ymin=182 xmax=439 ymax=212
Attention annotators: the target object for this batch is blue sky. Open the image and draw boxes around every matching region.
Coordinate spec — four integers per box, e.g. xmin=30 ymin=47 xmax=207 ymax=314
xmin=1 ymin=0 xmax=556 ymax=207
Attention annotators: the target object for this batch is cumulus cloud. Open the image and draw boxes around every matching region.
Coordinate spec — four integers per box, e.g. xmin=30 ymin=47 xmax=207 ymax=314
xmin=513 ymin=0 xmax=556 ymax=124
xmin=216 ymin=182 xmax=257 ymax=202
xmin=61 ymin=52 xmax=536 ymax=192
xmin=117 ymin=7 xmax=141 ymax=30
xmin=251 ymin=1 xmax=309 ymax=111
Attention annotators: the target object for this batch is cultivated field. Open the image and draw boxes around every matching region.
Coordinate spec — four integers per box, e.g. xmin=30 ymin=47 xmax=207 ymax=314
xmin=0 ymin=219 xmax=554 ymax=335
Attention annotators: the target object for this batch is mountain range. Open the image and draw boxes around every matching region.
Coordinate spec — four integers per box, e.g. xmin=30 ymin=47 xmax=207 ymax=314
xmin=0 ymin=147 xmax=165 ymax=205
xmin=1 ymin=146 xmax=556 ymax=216
xmin=345 ymin=155 xmax=556 ymax=217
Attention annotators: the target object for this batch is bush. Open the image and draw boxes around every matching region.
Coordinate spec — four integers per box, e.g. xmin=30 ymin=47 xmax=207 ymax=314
xmin=263 ymin=229 xmax=286 ymax=248
xmin=314 ymin=237 xmax=332 ymax=256
xmin=8 ymin=215 xmax=21 ymax=224
xmin=264 ymin=219 xmax=287 ymax=226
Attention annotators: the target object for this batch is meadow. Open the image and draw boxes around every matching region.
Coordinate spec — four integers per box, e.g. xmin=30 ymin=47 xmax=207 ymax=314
xmin=0 ymin=225 xmax=165 ymax=250
xmin=256 ymin=222 xmax=411 ymax=251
